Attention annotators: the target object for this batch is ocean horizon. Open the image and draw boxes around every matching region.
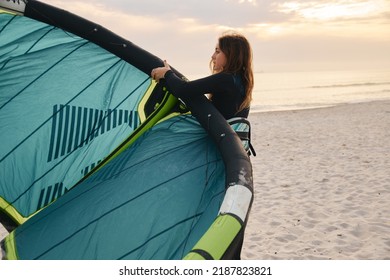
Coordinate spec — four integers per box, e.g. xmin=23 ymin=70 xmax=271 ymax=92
xmin=250 ymin=69 xmax=390 ymax=113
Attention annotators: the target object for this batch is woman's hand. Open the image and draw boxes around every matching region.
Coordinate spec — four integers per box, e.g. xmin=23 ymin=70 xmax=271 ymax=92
xmin=151 ymin=60 xmax=171 ymax=82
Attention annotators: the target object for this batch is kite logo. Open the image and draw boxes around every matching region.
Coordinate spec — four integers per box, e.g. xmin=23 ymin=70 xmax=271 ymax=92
xmin=4 ymin=0 xmax=27 ymax=5
xmin=47 ymin=104 xmax=139 ymax=162
xmin=81 ymin=159 xmax=103 ymax=177
xmin=36 ymin=182 xmax=68 ymax=211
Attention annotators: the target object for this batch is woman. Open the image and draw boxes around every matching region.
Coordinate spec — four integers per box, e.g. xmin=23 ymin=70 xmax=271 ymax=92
xmin=152 ymin=33 xmax=255 ymax=260
xmin=151 ymin=32 xmax=254 ymax=120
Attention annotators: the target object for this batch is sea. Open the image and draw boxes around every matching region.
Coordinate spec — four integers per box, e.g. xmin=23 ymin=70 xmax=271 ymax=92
xmin=249 ymin=69 xmax=390 ymax=113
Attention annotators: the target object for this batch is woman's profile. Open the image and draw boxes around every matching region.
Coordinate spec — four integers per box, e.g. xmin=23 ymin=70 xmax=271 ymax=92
xmin=151 ymin=32 xmax=254 ymax=120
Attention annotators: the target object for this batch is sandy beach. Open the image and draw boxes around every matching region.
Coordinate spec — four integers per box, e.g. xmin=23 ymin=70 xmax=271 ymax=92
xmin=1 ymin=100 xmax=389 ymax=259
xmin=242 ymin=100 xmax=390 ymax=260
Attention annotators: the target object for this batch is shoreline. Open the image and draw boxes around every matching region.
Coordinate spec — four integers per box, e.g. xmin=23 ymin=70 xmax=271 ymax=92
xmin=250 ymin=98 xmax=390 ymax=115
xmin=2 ymin=100 xmax=389 ymax=259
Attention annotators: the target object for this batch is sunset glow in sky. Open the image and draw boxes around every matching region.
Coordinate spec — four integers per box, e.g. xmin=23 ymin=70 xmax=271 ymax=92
xmin=43 ymin=0 xmax=390 ymax=75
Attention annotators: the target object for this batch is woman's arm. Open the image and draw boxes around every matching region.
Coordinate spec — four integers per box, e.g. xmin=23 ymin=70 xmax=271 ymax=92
xmin=151 ymin=60 xmax=234 ymax=99
xmin=164 ymin=70 xmax=233 ymax=99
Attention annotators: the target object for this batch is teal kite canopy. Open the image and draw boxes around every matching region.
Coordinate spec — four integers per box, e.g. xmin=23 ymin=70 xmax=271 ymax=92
xmin=0 ymin=0 xmax=253 ymax=260
xmin=5 ymin=115 xmax=226 ymax=260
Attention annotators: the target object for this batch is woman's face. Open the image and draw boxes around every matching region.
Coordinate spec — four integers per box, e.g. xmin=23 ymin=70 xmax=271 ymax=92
xmin=211 ymin=43 xmax=227 ymax=73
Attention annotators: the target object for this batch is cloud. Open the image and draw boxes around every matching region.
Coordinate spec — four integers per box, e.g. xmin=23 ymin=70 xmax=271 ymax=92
xmin=44 ymin=0 xmax=390 ymax=40
xmin=45 ymin=0 xmax=275 ymax=27
xmin=41 ymin=0 xmax=390 ymax=73
xmin=246 ymin=0 xmax=390 ymax=41
xmin=276 ymin=0 xmax=388 ymax=21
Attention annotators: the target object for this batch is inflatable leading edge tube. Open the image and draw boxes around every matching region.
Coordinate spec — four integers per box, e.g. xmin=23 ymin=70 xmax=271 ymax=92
xmin=178 ymin=93 xmax=254 ymax=260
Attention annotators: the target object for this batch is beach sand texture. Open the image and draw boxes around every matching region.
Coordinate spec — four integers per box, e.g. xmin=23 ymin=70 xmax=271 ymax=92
xmin=1 ymin=101 xmax=389 ymax=259
xmin=242 ymin=100 xmax=390 ymax=260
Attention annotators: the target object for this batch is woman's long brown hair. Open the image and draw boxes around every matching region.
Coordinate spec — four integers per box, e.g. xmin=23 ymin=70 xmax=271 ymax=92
xmin=216 ymin=32 xmax=254 ymax=112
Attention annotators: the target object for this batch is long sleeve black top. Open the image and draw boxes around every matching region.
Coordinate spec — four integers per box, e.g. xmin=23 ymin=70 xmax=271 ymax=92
xmin=164 ymin=70 xmax=249 ymax=119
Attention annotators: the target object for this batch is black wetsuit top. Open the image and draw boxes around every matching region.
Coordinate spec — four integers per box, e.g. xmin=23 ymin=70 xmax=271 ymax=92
xmin=164 ymin=70 xmax=249 ymax=119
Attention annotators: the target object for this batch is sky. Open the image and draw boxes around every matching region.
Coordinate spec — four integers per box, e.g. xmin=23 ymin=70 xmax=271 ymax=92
xmin=42 ymin=0 xmax=390 ymax=76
